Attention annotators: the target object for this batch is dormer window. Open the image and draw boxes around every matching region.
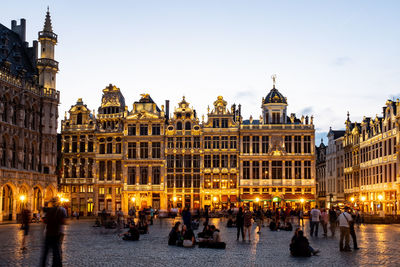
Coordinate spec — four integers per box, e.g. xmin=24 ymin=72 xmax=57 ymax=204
xmin=77 ymin=113 xmax=82 ymax=125
xmin=213 ymin=119 xmax=220 ymax=128
xmin=177 ymin=122 xmax=182 ymax=130
xmin=185 ymin=121 xmax=191 ymax=130
xmin=272 ymin=112 xmax=280 ymax=124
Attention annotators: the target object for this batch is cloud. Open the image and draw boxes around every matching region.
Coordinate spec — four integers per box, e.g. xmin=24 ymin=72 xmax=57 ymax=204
xmin=235 ymin=90 xmax=256 ymax=99
xmin=332 ymin=56 xmax=351 ymax=66
xmin=300 ymin=106 xmax=314 ymax=115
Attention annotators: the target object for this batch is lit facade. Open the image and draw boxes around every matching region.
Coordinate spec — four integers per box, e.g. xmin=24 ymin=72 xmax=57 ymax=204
xmin=61 ymin=81 xmax=316 ymax=215
xmin=0 ymin=11 xmax=59 ymax=221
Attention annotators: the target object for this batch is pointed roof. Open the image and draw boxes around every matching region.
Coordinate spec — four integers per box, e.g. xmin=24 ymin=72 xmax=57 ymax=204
xmin=263 ymin=85 xmax=287 ymax=104
xmin=43 ymin=7 xmax=53 ymax=32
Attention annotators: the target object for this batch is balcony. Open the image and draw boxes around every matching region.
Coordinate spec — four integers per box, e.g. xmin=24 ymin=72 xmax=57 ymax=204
xmin=39 ymin=31 xmax=58 ymax=41
xmin=37 ymin=58 xmax=59 ymax=70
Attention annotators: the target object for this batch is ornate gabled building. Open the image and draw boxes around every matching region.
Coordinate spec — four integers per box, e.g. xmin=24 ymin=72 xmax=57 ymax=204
xmin=0 ymin=10 xmax=60 ymax=221
xmin=123 ymin=93 xmax=166 ymax=211
xmin=202 ymin=96 xmax=240 ymax=209
xmin=239 ymin=82 xmax=316 ymax=210
xmin=60 ymin=78 xmax=316 ymax=215
xmin=316 ymin=140 xmax=326 ymax=207
xmin=165 ymin=96 xmax=201 ymax=209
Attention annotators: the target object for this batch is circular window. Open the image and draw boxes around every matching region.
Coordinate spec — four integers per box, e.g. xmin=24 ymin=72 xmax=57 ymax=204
xmin=116 ymin=137 xmax=121 ymax=142
xmin=99 ymin=138 xmax=105 ymax=142
xmin=167 ymin=126 xmax=174 ymax=131
xmin=106 ymin=137 xmax=113 ymax=142
xmin=194 ymin=125 xmax=200 ymax=130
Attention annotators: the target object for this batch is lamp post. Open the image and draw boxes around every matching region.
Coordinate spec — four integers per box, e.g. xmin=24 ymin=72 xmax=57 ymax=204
xmin=378 ymin=194 xmax=383 ymax=212
xmin=173 ymin=196 xmax=177 ymax=208
xmin=350 ymin=197 xmax=355 ymax=208
xmin=361 ymin=196 xmax=366 ymax=213
xmin=300 ymin=198 xmax=305 ymax=211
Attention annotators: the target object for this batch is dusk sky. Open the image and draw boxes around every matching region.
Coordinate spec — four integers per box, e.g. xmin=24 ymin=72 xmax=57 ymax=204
xmin=2 ymin=1 xmax=400 ymax=143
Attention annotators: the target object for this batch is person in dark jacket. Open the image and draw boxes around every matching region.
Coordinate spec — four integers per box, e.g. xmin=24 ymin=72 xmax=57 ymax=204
xmin=329 ymin=207 xmax=337 ymax=237
xmin=290 ymin=230 xmax=319 ymax=257
xmin=182 ymin=207 xmax=192 ymax=229
xmin=168 ymin=222 xmax=181 ymax=245
xmin=236 ymin=207 xmax=245 ymax=241
xmin=120 ymin=222 xmax=140 ymax=241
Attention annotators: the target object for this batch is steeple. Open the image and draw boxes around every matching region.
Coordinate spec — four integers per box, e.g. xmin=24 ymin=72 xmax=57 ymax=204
xmin=43 ymin=7 xmax=53 ymax=32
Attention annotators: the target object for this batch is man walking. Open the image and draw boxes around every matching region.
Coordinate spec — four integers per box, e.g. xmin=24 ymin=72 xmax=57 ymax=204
xmin=236 ymin=207 xmax=245 ymax=241
xmin=329 ymin=207 xmax=337 ymax=237
xmin=310 ymin=205 xmax=321 ymax=237
xmin=338 ymin=207 xmax=352 ymax=252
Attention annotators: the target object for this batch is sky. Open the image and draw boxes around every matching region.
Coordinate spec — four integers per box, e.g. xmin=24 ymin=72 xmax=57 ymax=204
xmin=2 ymin=1 xmax=400 ymax=144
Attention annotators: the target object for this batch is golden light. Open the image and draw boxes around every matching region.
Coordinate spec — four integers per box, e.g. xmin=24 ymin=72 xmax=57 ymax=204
xmin=131 ymin=197 xmax=136 ymax=202
xmin=255 ymin=197 xmax=260 ymax=203
xmin=350 ymin=197 xmax=355 ymax=202
xmin=173 ymin=196 xmax=177 ymax=202
xmin=60 ymin=197 xmax=65 ymax=203
xmin=300 ymin=198 xmax=305 ymax=203
xmin=213 ymin=196 xmax=218 ymax=202
xmin=19 ymin=195 xmax=26 ymax=202
xmin=361 ymin=196 xmax=366 ymax=202
xmin=378 ymin=195 xmax=383 ymax=201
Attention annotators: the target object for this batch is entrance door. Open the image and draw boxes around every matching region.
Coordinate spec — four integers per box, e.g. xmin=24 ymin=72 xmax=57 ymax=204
xmin=184 ymin=195 xmax=191 ymax=209
xmin=2 ymin=185 xmax=13 ymax=221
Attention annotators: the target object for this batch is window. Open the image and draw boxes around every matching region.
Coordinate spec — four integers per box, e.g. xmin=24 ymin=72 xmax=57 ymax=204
xmin=99 ymin=161 xmax=105 ymax=180
xmin=128 ymin=167 xmax=135 ymax=184
xmin=285 ymin=161 xmax=292 ymax=179
xmin=262 ymin=161 xmax=269 ymax=179
xmin=176 ymin=174 xmax=183 ymax=187
xmin=230 ymin=136 xmax=237 ymax=149
xmin=140 ymin=142 xmax=148 ymax=158
xmin=193 ymin=155 xmax=200 ymax=169
xmin=167 ymin=155 xmax=174 ymax=170
xmin=72 ymin=136 xmax=78 ymax=152
xmin=99 ymin=143 xmax=105 ymax=154
xmin=294 ymin=136 xmax=301 ymax=153
xmin=99 ymin=187 xmax=105 ymax=195
xmin=116 ymin=161 xmax=122 ymax=180
xmin=177 ymin=122 xmax=182 ymax=130
xmin=213 ymin=136 xmax=219 ymax=149
xmin=304 ymin=161 xmax=311 ymax=179
xmin=107 ymin=161 xmax=112 ymax=180
xmin=230 ymin=155 xmax=237 ymax=168
xmin=221 ymin=136 xmax=228 ymax=149
xmin=88 ymin=141 xmax=93 ymax=152
xmin=272 ymin=112 xmax=280 ymax=124
xmin=213 ymin=119 xmax=220 ymax=128
xmin=184 ymin=155 xmax=192 ymax=169
xmin=128 ymin=143 xmax=136 ymax=159
xmin=77 ymin=113 xmax=82 ymax=125
xmin=262 ymin=136 xmax=269 ymax=153
xmin=175 ymin=155 xmax=183 ymax=168
xmin=167 ymin=137 xmax=174 ymax=149
xmin=116 ymin=142 xmax=121 ymax=154
xmin=221 ymin=155 xmax=228 ymax=168
xmin=88 ymin=185 xmax=93 ymax=193
xmin=140 ymin=125 xmax=148 ymax=135
xmin=252 ymin=136 xmax=260 ymax=153
xmin=295 ymin=161 xmax=301 ymax=179
xmin=193 ymin=174 xmax=200 ymax=188
xmin=185 ymin=137 xmax=191 ymax=149
xmin=79 ymin=137 xmax=85 ymax=152
xmin=204 ymin=174 xmax=211 ymax=189
xmin=272 ymin=161 xmax=282 ymax=179
xmin=184 ymin=174 xmax=191 ymax=188
xmin=167 ymin=174 xmax=174 ymax=188
xmin=193 ymin=137 xmax=200 ymax=148
xmin=153 ymin=167 xmax=161 ymax=184
xmin=140 ymin=167 xmax=148 ymax=184
xmin=107 ymin=142 xmax=113 ymax=154
xmin=285 ymin=136 xmax=292 ymax=153
xmin=243 ymin=136 xmax=250 ymax=153
xmin=88 ymin=159 xmax=93 ymax=178
xmin=128 ymin=124 xmax=136 ymax=135
xmin=185 ymin=122 xmax=191 ymax=130
xmin=63 ymin=137 xmax=70 ymax=153
xmin=221 ymin=119 xmax=228 ymax=128
xmin=204 ymin=136 xmax=211 ymax=149
xmin=176 ymin=137 xmax=183 ymax=148
xmin=213 ymin=155 xmax=220 ymax=168
xmin=152 ymin=142 xmax=161 ymax=158
xmin=152 ymin=124 xmax=161 ymax=135
xmin=304 ymin=136 xmax=311 ymax=153
xmin=243 ymin=161 xmax=250 ymax=179
xmin=80 ymin=159 xmax=85 ymax=177
xmin=253 ymin=161 xmax=260 ymax=179
xmin=203 ymin=155 xmax=211 ymax=168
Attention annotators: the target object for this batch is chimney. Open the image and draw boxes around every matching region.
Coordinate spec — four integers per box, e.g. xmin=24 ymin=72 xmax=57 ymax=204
xmin=165 ymin=100 xmax=170 ymax=120
xmin=11 ymin=18 xmax=26 ymax=42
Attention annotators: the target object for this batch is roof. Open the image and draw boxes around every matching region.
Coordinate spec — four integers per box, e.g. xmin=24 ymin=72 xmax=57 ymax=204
xmin=263 ymin=86 xmax=287 ymax=104
xmin=328 ymin=130 xmax=345 ymax=139
xmin=0 ymin=23 xmax=37 ymax=82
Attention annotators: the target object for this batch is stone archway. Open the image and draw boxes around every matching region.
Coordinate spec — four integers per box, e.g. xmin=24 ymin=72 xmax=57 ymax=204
xmin=45 ymin=185 xmax=55 ymax=202
xmin=17 ymin=185 xmax=29 ymax=214
xmin=2 ymin=184 xmax=14 ymax=221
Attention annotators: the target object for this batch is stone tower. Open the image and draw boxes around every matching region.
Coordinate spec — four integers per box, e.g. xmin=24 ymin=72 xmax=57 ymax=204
xmin=37 ymin=8 xmax=60 ymax=174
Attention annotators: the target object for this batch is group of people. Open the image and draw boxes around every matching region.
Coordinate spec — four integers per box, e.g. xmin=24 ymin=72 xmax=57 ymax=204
xmin=309 ymin=205 xmax=359 ymax=251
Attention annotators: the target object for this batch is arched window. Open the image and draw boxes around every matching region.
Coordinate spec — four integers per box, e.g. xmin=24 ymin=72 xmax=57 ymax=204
xmin=77 ymin=113 xmax=82 ymax=125
xmin=1 ymin=137 xmax=7 ymax=166
xmin=185 ymin=121 xmax=191 ymax=130
xmin=176 ymin=121 xmax=182 ymax=130
xmin=11 ymin=139 xmax=17 ymax=168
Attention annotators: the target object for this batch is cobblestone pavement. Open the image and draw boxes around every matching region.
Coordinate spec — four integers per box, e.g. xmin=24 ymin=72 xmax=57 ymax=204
xmin=0 ymin=218 xmax=399 ymax=267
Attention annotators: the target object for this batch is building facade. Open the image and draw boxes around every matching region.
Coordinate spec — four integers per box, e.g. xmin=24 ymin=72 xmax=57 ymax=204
xmin=316 ymin=140 xmax=326 ymax=207
xmin=0 ymin=11 xmax=60 ymax=221
xmin=60 ymin=81 xmax=316 ymax=215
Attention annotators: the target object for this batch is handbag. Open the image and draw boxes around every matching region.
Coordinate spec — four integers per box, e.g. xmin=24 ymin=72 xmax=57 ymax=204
xmin=183 ymin=239 xmax=193 ymax=247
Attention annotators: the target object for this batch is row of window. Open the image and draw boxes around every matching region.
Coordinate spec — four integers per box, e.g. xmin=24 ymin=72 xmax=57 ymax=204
xmin=128 ymin=142 xmax=161 ymax=159
xmin=128 ymin=124 xmax=161 ymax=136
xmin=98 ymin=161 xmax=122 ymax=181
xmin=127 ymin=166 xmax=161 ymax=185
xmin=360 ymin=163 xmax=397 ymax=186
xmin=203 ymin=174 xmax=237 ymax=189
xmin=242 ymin=136 xmax=312 ymax=154
xmin=166 ymin=174 xmax=201 ymax=188
xmin=241 ymin=187 xmax=313 ymax=194
xmin=62 ymin=185 xmax=94 ymax=193
xmin=166 ymin=155 xmax=201 ymax=170
xmin=204 ymin=136 xmax=237 ymax=149
xmin=64 ymin=135 xmax=94 ymax=153
xmin=203 ymin=155 xmax=237 ymax=168
xmin=360 ymin=138 xmax=396 ymax=163
xmin=64 ymin=158 xmax=94 ymax=178
xmin=242 ymin=161 xmax=312 ymax=179
xmin=167 ymin=137 xmax=201 ymax=149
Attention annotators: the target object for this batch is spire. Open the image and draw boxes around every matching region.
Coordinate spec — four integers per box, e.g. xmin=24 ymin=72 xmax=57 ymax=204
xmin=43 ymin=7 xmax=53 ymax=32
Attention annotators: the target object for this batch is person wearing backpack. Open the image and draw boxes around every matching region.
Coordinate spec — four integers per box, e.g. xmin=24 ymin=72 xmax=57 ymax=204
xmin=337 ymin=207 xmax=352 ymax=252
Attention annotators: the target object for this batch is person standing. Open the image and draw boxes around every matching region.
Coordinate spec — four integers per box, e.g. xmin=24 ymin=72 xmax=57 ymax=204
xmin=204 ymin=206 xmax=209 ymax=225
xmin=338 ymin=207 xmax=352 ymax=251
xmin=117 ymin=208 xmax=124 ymax=232
xmin=149 ymin=207 xmax=154 ymax=225
xmin=236 ymin=207 xmax=245 ymax=241
xmin=40 ymin=197 xmax=67 ymax=267
xmin=243 ymin=208 xmax=253 ymax=242
xmin=320 ymin=208 xmax=329 ymax=237
xmin=309 ymin=206 xmax=321 ymax=237
xmin=349 ymin=209 xmax=359 ymax=249
xmin=329 ymin=207 xmax=337 ymax=237
xmin=21 ymin=206 xmax=31 ymax=250
xmin=256 ymin=207 xmax=263 ymax=234
xmin=182 ymin=207 xmax=192 ymax=230
xmin=299 ymin=209 xmax=304 ymax=227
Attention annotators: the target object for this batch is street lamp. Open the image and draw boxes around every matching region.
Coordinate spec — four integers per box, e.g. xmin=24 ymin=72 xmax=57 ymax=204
xmin=255 ymin=197 xmax=260 ymax=203
xmin=361 ymin=196 xmax=366 ymax=212
xmin=131 ymin=197 xmax=136 ymax=202
xmin=378 ymin=195 xmax=383 ymax=211
xmin=19 ymin=195 xmax=26 ymax=202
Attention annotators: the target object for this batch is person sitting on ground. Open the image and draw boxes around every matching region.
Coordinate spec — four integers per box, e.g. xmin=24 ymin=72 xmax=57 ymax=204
xmin=269 ymin=219 xmax=278 ymax=231
xmin=93 ymin=217 xmax=101 ymax=227
xmin=181 ymin=225 xmax=195 ymax=247
xmin=226 ymin=217 xmax=235 ymax=228
xmin=120 ymin=222 xmax=140 ymax=241
xmin=168 ymin=222 xmax=181 ymax=246
xmin=198 ymin=224 xmax=213 ymax=240
xmin=199 ymin=225 xmax=226 ymax=249
xmin=191 ymin=218 xmax=200 ymax=230
xmin=290 ymin=229 xmax=319 ymax=257
xmin=138 ymin=218 xmax=149 ymax=234
xmin=279 ymin=221 xmax=293 ymax=231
